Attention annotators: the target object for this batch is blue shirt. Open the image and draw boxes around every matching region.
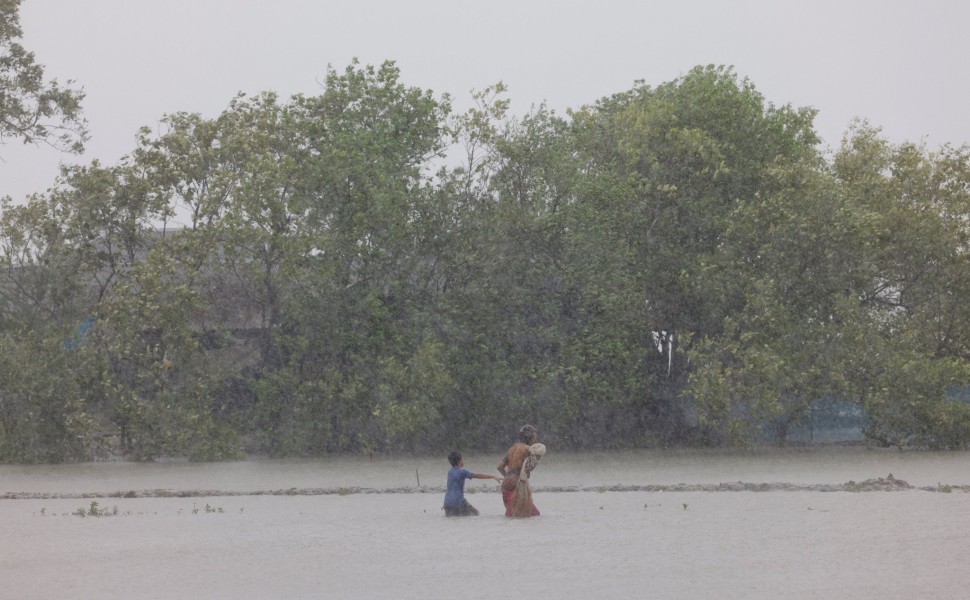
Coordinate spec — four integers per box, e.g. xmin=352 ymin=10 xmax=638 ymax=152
xmin=443 ymin=467 xmax=474 ymax=506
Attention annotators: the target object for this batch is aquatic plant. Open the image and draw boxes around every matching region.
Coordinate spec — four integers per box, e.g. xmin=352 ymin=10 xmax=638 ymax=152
xmin=191 ymin=502 xmax=224 ymax=514
xmin=72 ymin=501 xmax=118 ymax=517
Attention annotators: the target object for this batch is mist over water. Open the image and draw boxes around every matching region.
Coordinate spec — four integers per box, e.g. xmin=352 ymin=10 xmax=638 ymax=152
xmin=3 ymin=446 xmax=969 ymax=494
xmin=3 ymin=448 xmax=968 ymax=599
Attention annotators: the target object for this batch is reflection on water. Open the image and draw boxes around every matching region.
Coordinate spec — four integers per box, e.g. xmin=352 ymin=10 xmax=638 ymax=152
xmin=3 ymin=447 xmax=969 ymax=494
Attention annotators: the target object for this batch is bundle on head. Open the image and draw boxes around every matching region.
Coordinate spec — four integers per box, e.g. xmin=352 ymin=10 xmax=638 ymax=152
xmin=521 ymin=443 xmax=546 ymax=479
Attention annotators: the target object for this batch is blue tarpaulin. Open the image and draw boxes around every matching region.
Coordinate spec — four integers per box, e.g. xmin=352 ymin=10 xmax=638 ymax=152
xmin=64 ymin=316 xmax=96 ymax=349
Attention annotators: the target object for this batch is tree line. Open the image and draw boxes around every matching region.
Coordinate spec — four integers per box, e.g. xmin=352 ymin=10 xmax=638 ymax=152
xmin=3 ymin=8 xmax=970 ymax=462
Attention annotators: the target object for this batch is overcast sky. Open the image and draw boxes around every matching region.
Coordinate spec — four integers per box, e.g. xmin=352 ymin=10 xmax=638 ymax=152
xmin=3 ymin=0 xmax=969 ymax=207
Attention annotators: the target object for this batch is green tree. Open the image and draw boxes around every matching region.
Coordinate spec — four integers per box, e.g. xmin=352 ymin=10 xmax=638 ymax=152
xmin=4 ymin=57 xmax=970 ymax=461
xmin=0 ymin=0 xmax=86 ymax=153
xmin=832 ymin=124 xmax=970 ymax=448
xmin=689 ymin=121 xmax=970 ymax=448
xmin=93 ymin=248 xmax=237 ymax=460
xmin=272 ymin=61 xmax=451 ymax=454
xmin=0 ymin=329 xmax=99 ymax=462
xmin=565 ymin=66 xmax=822 ymax=443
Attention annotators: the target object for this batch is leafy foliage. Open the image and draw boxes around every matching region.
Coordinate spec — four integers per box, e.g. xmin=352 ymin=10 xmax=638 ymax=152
xmin=0 ymin=0 xmax=86 ymax=153
xmin=1 ymin=46 xmax=969 ymax=461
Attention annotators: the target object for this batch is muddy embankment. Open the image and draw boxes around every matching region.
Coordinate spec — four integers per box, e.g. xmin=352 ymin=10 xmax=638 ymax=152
xmin=2 ymin=474 xmax=967 ymax=500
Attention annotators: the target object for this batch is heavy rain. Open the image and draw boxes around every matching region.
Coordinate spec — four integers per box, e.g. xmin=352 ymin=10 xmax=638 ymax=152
xmin=3 ymin=2 xmax=970 ymax=598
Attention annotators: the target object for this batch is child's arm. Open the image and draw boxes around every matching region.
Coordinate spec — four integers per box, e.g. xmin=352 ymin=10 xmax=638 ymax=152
xmin=472 ymin=472 xmax=502 ymax=481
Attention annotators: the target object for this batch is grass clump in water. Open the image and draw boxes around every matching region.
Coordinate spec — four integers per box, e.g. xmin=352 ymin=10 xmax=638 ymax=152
xmin=73 ymin=501 xmax=118 ymax=517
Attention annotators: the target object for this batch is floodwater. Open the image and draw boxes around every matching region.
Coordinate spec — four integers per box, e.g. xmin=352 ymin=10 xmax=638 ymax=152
xmin=2 ymin=447 xmax=969 ymax=599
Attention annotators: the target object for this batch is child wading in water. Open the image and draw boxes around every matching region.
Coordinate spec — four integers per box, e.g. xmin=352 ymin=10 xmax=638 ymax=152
xmin=443 ymin=451 xmax=502 ymax=517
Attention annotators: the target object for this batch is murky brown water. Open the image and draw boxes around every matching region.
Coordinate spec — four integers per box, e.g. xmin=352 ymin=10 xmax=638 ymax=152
xmin=2 ymin=448 xmax=969 ymax=599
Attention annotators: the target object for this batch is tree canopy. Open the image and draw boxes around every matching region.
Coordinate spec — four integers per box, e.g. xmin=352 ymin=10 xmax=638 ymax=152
xmin=2 ymin=21 xmax=969 ymax=462
xmin=0 ymin=0 xmax=86 ymax=154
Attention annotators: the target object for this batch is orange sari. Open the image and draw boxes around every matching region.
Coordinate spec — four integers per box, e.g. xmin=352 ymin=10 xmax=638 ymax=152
xmin=501 ymin=443 xmax=540 ymax=517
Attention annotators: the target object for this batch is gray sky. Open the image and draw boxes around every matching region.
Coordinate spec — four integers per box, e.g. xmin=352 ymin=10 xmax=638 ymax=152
xmin=3 ymin=0 xmax=969 ymax=205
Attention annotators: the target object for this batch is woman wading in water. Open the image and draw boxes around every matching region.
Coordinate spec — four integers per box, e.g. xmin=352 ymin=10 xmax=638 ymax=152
xmin=497 ymin=425 xmax=544 ymax=517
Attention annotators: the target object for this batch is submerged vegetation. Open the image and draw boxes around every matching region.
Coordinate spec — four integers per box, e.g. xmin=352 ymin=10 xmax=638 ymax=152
xmin=13 ymin=475 xmax=970 ymax=501
xmin=3 ymin=4 xmax=970 ymax=462
xmin=73 ymin=501 xmax=117 ymax=517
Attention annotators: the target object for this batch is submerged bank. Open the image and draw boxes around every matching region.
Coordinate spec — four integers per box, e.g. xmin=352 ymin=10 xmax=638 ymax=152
xmin=3 ymin=474 xmax=968 ymax=500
